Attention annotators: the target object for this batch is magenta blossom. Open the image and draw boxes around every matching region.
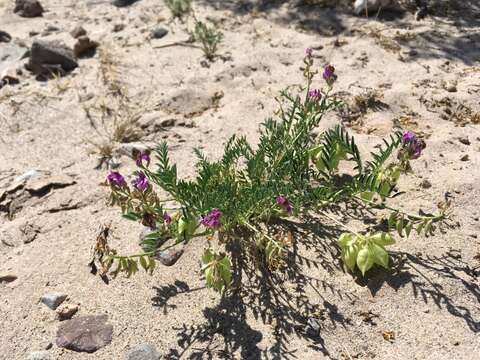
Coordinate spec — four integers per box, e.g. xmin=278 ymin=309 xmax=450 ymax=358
xmin=135 ymin=151 xmax=151 ymax=167
xmin=163 ymin=212 xmax=172 ymax=225
xmin=402 ymin=131 xmax=425 ymax=160
xmin=323 ymin=65 xmax=337 ymax=85
xmin=200 ymin=208 xmax=222 ymax=229
xmin=305 ymin=47 xmax=313 ymax=57
xmin=308 ymin=89 xmax=322 ymax=100
xmin=276 ymin=196 xmax=293 ymax=214
xmin=132 ymin=171 xmax=149 ymax=191
xmin=107 ymin=171 xmax=126 ymax=187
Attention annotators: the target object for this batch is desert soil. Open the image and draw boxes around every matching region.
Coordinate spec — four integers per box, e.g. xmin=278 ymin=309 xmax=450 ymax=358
xmin=1 ymin=0 xmax=480 ymax=359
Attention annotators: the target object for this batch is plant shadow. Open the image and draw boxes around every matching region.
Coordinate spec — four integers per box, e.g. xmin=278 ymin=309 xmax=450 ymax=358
xmin=359 ymin=249 xmax=480 ymax=333
xmin=156 ymin=219 xmax=358 ymax=359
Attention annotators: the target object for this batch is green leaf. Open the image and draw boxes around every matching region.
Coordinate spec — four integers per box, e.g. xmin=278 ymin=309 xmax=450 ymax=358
xmin=370 ymin=243 xmax=389 ymax=268
xmin=370 ymin=232 xmax=395 ymax=246
xmin=359 ymin=191 xmax=374 ymax=203
xmin=356 ymin=247 xmax=374 ymax=276
xmin=139 ymin=256 xmax=148 ymax=271
xmin=338 ymin=233 xmax=355 ymax=249
xmin=405 ymin=221 xmax=413 ymax=238
xmin=396 ymin=216 xmax=404 ymax=237
xmin=344 ymin=244 xmax=359 ymax=271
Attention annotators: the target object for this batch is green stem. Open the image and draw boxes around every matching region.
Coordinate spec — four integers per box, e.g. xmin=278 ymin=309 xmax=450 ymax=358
xmin=317 ymin=210 xmax=365 ymax=239
xmin=355 ymin=195 xmax=445 ymax=222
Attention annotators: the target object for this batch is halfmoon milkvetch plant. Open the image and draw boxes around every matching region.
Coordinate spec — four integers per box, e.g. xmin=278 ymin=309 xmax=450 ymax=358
xmin=94 ymin=48 xmax=450 ymax=291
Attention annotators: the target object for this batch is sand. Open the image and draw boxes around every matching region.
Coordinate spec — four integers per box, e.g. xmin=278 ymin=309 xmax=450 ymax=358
xmin=1 ymin=0 xmax=479 ymax=359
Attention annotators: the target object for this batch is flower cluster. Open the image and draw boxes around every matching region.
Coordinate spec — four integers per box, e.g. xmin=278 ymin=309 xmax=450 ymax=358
xmin=323 ymin=65 xmax=337 ymax=86
xmin=107 ymin=171 xmax=126 ymax=187
xmin=401 ymin=131 xmax=425 ymax=160
xmin=135 ymin=151 xmax=151 ymax=167
xmin=276 ymin=196 xmax=293 ymax=214
xmin=200 ymin=208 xmax=222 ymax=229
xmin=307 ymin=88 xmax=322 ymax=100
xmin=132 ymin=171 xmax=149 ymax=191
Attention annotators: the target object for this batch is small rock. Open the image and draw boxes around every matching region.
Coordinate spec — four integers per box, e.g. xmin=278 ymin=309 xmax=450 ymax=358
xmin=112 ymin=0 xmax=140 ymax=7
xmin=445 ymin=81 xmax=457 ymax=93
xmin=420 ymin=179 xmax=432 ymax=189
xmin=0 ymin=30 xmax=12 ymax=43
xmin=70 ymin=26 xmax=87 ymax=39
xmin=56 ymin=304 xmax=79 ymax=321
xmin=458 ymin=137 xmax=470 ymax=145
xmin=20 ymin=222 xmax=41 ymax=244
xmin=0 ymin=273 xmax=17 ymax=283
xmin=27 ymin=351 xmax=51 ymax=360
xmin=73 ymin=36 xmax=99 ymax=57
xmin=27 ymin=40 xmax=78 ymax=76
xmin=160 ymin=118 xmax=176 ymax=127
xmin=14 ymin=0 xmax=44 ymax=18
xmin=460 ymin=154 xmax=469 ymax=162
xmin=41 ymin=293 xmax=67 ymax=310
xmin=56 ymin=315 xmax=113 ymax=353
xmin=113 ymin=23 xmax=125 ymax=32
xmin=151 ymin=27 xmax=168 ymax=39
xmin=0 ymin=67 xmax=20 ymax=88
xmin=125 ymin=343 xmax=161 ymax=360
xmin=156 ymin=248 xmax=184 ymax=266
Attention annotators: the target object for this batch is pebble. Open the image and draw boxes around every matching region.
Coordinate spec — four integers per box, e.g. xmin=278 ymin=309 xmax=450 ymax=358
xmin=0 ymin=30 xmax=12 ymax=43
xmin=445 ymin=81 xmax=457 ymax=92
xmin=56 ymin=304 xmax=79 ymax=321
xmin=113 ymin=23 xmax=125 ymax=32
xmin=458 ymin=137 xmax=471 ymax=145
xmin=27 ymin=39 xmax=78 ymax=76
xmin=14 ymin=0 xmax=44 ymax=18
xmin=0 ymin=273 xmax=17 ymax=283
xmin=56 ymin=315 xmax=113 ymax=353
xmin=151 ymin=27 xmax=168 ymax=39
xmin=125 ymin=343 xmax=161 ymax=360
xmin=73 ymin=35 xmax=99 ymax=57
xmin=70 ymin=26 xmax=87 ymax=39
xmin=460 ymin=154 xmax=469 ymax=162
xmin=41 ymin=293 xmax=67 ymax=310
xmin=27 ymin=351 xmax=51 ymax=360
xmin=420 ymin=179 xmax=432 ymax=189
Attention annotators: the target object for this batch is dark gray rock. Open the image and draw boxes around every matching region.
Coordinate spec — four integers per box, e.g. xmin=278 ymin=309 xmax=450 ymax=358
xmin=112 ymin=0 xmax=140 ymax=7
xmin=125 ymin=343 xmax=160 ymax=360
xmin=56 ymin=315 xmax=113 ymax=353
xmin=14 ymin=0 xmax=44 ymax=18
xmin=27 ymin=40 xmax=78 ymax=76
xmin=151 ymin=27 xmax=168 ymax=39
xmin=0 ymin=30 xmax=12 ymax=43
xmin=305 ymin=317 xmax=321 ymax=337
xmin=0 ymin=273 xmax=17 ymax=283
xmin=27 ymin=351 xmax=51 ymax=360
xmin=41 ymin=292 xmax=67 ymax=310
xmin=156 ymin=247 xmax=184 ymax=266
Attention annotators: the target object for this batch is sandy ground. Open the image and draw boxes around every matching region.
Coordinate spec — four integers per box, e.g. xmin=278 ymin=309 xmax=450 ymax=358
xmin=1 ymin=0 xmax=480 ymax=359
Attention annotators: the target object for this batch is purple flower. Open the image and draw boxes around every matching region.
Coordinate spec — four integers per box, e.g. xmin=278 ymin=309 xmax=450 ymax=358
xmin=323 ymin=65 xmax=337 ymax=85
xmin=132 ymin=171 xmax=149 ymax=191
xmin=200 ymin=208 xmax=222 ymax=229
xmin=401 ymin=131 xmax=425 ymax=160
xmin=135 ymin=151 xmax=151 ymax=167
xmin=276 ymin=196 xmax=293 ymax=214
xmin=107 ymin=171 xmax=126 ymax=187
xmin=305 ymin=47 xmax=313 ymax=57
xmin=308 ymin=89 xmax=322 ymax=100
xmin=163 ymin=212 xmax=172 ymax=225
